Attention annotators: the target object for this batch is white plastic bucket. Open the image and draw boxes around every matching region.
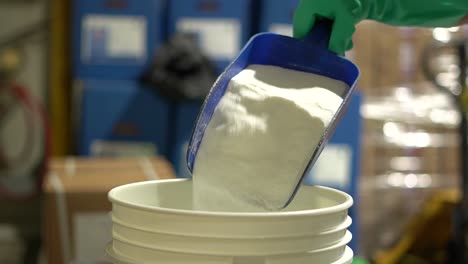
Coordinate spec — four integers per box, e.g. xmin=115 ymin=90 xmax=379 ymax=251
xmin=107 ymin=179 xmax=353 ymax=263
xmin=111 ymin=232 xmax=351 ymax=263
xmin=111 ymin=230 xmax=350 ymax=262
xmin=111 ymin=215 xmax=351 ymax=256
xmin=105 ymin=243 xmax=354 ymax=264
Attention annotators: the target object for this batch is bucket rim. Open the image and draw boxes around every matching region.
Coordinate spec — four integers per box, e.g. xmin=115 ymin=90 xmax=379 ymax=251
xmin=108 ymin=179 xmax=353 ymax=218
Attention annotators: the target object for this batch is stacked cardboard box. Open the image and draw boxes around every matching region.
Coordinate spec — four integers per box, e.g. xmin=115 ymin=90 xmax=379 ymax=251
xmin=351 ymin=21 xmax=376 ymax=94
xmin=44 ymin=156 xmax=175 ymax=264
xmin=351 ymin=21 xmax=434 ymax=94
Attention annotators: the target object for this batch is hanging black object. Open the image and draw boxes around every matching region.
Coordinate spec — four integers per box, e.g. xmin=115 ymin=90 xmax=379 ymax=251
xmin=141 ymin=33 xmax=217 ymax=101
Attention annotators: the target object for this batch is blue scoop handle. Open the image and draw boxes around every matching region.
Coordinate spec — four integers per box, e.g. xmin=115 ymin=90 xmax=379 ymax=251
xmin=304 ymin=18 xmax=333 ymax=52
xmin=304 ymin=18 xmax=334 ymax=52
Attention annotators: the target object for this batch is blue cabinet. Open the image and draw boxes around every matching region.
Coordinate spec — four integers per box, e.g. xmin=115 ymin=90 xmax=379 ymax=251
xmin=78 ymin=79 xmax=170 ymax=156
xmin=168 ymin=0 xmax=255 ymax=73
xmin=72 ymin=0 xmax=166 ymax=79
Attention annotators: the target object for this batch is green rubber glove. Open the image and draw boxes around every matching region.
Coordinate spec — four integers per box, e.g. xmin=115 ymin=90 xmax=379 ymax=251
xmin=294 ymin=0 xmax=468 ymax=55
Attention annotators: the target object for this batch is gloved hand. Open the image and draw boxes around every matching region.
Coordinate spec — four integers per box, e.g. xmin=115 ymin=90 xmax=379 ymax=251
xmin=294 ymin=0 xmax=468 ymax=55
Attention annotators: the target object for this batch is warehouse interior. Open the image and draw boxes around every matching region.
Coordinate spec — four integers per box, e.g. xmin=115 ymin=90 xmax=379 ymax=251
xmin=0 ymin=0 xmax=467 ymax=263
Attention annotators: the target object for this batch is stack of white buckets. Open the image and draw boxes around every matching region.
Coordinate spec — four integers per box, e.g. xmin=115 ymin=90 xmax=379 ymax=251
xmin=106 ymin=179 xmax=354 ymax=263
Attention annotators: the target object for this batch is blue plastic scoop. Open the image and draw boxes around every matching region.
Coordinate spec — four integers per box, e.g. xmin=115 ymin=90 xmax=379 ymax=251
xmin=186 ymin=20 xmax=360 ymax=209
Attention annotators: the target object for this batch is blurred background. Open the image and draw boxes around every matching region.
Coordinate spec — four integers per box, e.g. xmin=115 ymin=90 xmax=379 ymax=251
xmin=0 ymin=0 xmax=467 ymax=263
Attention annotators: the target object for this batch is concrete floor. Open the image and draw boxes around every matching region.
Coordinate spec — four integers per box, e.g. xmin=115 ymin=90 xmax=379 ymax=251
xmin=0 ymin=197 xmax=42 ymax=264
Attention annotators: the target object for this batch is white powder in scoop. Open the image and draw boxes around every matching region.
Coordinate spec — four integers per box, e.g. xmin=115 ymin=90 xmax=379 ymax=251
xmin=192 ymin=64 xmax=348 ymax=212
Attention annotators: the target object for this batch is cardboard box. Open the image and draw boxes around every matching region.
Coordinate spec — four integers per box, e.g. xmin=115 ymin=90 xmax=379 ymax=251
xmin=77 ymin=79 xmax=170 ymax=156
xmin=72 ymin=0 xmax=166 ymax=79
xmin=414 ymin=28 xmax=435 ymax=84
xmin=443 ymin=145 xmax=460 ymax=176
xmin=351 ymin=22 xmax=435 ymax=93
xmin=361 ymin=140 xmax=377 ymax=177
xmin=352 ymin=21 xmax=376 ymax=93
xmin=44 ymin=156 xmax=176 ymax=264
